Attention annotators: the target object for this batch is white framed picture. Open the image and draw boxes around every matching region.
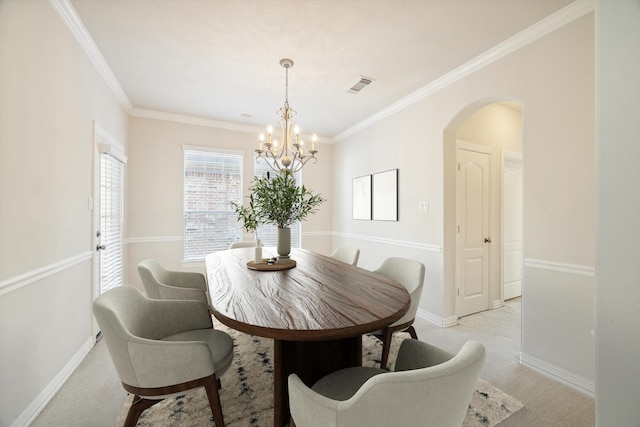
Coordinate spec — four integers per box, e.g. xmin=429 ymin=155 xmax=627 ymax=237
xmin=352 ymin=175 xmax=372 ymax=220
xmin=373 ymin=169 xmax=398 ymax=221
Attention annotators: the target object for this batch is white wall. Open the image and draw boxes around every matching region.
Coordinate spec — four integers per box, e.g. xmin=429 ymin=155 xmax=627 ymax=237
xmin=333 ymin=12 xmax=595 ymax=392
xmin=595 ymin=1 xmax=640 ymax=425
xmin=126 ymin=114 xmax=334 ymax=287
xmin=0 ymin=1 xmax=128 ymax=425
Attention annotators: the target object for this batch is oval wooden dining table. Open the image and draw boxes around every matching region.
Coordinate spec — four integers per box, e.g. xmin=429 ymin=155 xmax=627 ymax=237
xmin=205 ymin=247 xmax=410 ymax=427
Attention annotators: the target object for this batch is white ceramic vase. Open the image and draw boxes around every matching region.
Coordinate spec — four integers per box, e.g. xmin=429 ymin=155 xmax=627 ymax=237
xmin=277 ymin=227 xmax=291 ymax=260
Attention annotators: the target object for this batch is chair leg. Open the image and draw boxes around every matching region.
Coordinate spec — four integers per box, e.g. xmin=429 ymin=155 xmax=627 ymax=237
xmin=203 ymin=375 xmax=225 ymax=427
xmin=407 ymin=325 xmax=418 ymax=340
xmin=380 ymin=328 xmax=394 ymax=370
xmin=124 ymin=395 xmax=160 ymax=427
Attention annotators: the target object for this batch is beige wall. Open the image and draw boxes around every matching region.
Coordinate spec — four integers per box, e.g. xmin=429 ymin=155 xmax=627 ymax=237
xmin=0 ymin=1 xmax=128 ymax=425
xmin=333 ymin=13 xmax=595 ymax=391
xmin=126 ymin=115 xmax=334 ymax=287
xmin=595 ymin=1 xmax=640 ymax=425
xmin=456 ymin=103 xmax=523 ymax=152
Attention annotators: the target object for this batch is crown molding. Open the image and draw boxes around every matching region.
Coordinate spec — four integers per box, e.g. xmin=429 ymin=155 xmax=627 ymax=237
xmin=130 ymin=108 xmax=262 ymax=134
xmin=49 ymin=0 xmax=132 ymax=111
xmin=130 ymin=108 xmax=334 ymax=144
xmin=333 ymin=0 xmax=595 ymax=143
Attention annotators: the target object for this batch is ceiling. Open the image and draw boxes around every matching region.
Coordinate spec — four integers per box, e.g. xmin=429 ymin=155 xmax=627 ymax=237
xmin=70 ymin=0 xmax=573 ymax=139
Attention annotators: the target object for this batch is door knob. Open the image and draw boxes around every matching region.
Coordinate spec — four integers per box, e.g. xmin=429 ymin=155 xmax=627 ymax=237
xmin=484 ymin=237 xmax=492 ymax=243
xmin=96 ymin=244 xmax=107 ymax=251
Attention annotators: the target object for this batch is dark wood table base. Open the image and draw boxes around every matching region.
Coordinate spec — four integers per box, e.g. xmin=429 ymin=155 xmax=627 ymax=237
xmin=273 ymin=337 xmax=363 ymax=427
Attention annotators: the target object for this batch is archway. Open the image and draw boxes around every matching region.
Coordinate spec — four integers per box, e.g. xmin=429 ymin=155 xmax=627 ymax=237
xmin=443 ymin=97 xmax=524 ymax=323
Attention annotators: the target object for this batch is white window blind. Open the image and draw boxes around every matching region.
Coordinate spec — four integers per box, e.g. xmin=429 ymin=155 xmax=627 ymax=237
xmin=184 ymin=149 xmax=243 ymax=261
xmin=99 ymin=153 xmax=124 ymax=294
xmin=253 ymin=161 xmax=302 ymax=248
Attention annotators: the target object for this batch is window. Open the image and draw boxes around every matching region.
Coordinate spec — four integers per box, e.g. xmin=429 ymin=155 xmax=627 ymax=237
xmin=253 ymin=161 xmax=302 ymax=248
xmin=99 ymin=153 xmax=124 ymax=294
xmin=183 ymin=147 xmax=243 ymax=261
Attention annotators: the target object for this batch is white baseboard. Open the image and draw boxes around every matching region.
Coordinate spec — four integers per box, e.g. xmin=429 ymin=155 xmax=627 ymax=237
xmin=520 ymin=352 xmax=595 ymax=397
xmin=417 ymin=308 xmax=458 ymax=328
xmin=11 ymin=337 xmax=94 ymax=427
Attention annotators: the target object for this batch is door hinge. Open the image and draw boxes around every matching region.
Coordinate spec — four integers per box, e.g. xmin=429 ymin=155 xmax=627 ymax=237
xmin=457 ymin=225 xmax=460 ymax=233
xmin=458 ymin=163 xmax=460 ymax=171
xmin=457 ymin=288 xmax=460 ymax=296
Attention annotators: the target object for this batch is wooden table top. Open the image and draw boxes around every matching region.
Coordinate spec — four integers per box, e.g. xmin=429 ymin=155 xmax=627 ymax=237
xmin=206 ymin=248 xmax=410 ymax=341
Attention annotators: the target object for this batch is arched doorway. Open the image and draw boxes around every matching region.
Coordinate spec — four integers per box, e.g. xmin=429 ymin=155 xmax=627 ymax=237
xmin=443 ymin=98 xmax=524 ymax=321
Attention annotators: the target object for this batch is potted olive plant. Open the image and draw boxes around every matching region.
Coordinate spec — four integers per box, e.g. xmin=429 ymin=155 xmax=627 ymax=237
xmin=232 ymin=169 xmax=324 ymax=260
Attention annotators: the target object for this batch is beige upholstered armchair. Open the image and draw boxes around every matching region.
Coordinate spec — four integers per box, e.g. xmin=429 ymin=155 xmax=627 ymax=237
xmin=93 ymin=286 xmax=234 ymax=427
xmin=329 ymin=246 xmax=361 ymax=266
xmin=137 ymin=259 xmax=209 ymax=305
xmin=371 ymin=257 xmax=425 ymax=369
xmin=288 ymin=339 xmax=485 ymax=427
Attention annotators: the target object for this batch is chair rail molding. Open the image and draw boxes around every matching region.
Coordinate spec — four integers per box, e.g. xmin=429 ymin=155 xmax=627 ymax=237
xmin=126 ymin=236 xmax=183 ymax=245
xmin=333 ymin=231 xmax=442 ymax=253
xmin=0 ymin=251 xmax=93 ymax=296
xmin=524 ymin=258 xmax=595 ymax=277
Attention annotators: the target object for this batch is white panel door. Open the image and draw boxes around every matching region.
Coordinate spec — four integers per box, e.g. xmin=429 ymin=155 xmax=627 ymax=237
xmin=503 ymin=154 xmax=523 ymax=300
xmin=457 ymin=147 xmax=491 ymax=317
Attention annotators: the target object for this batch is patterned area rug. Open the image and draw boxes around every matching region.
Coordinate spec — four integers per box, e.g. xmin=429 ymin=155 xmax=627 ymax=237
xmin=116 ymin=322 xmax=523 ymax=427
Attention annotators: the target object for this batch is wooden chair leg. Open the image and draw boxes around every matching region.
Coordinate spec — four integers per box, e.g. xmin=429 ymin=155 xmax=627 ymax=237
xmin=203 ymin=375 xmax=225 ymax=427
xmin=407 ymin=325 xmax=418 ymax=340
xmin=380 ymin=328 xmax=394 ymax=370
xmin=124 ymin=395 xmax=160 ymax=427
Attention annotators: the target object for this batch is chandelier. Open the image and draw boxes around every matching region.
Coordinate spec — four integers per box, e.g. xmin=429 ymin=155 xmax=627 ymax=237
xmin=255 ymin=59 xmax=318 ymax=173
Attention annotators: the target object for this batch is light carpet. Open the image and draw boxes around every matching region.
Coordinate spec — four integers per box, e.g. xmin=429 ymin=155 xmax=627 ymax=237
xmin=116 ymin=323 xmax=523 ymax=427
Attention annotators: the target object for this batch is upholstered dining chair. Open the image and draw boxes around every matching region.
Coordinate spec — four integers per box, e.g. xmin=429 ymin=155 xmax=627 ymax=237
xmin=288 ymin=339 xmax=485 ymax=427
xmin=372 ymin=257 xmax=425 ymax=369
xmin=329 ymin=246 xmax=361 ymax=266
xmin=229 ymin=241 xmax=256 ymax=249
xmin=137 ymin=259 xmax=209 ymax=305
xmin=93 ymin=286 xmax=234 ymax=427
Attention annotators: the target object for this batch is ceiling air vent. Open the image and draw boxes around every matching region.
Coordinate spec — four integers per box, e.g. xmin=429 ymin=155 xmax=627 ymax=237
xmin=347 ymin=76 xmax=374 ymax=94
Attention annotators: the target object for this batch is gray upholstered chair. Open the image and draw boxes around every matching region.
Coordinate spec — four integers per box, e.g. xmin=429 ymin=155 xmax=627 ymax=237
xmin=288 ymin=339 xmax=485 ymax=427
xmin=93 ymin=286 xmax=234 ymax=427
xmin=229 ymin=241 xmax=256 ymax=249
xmin=137 ymin=259 xmax=209 ymax=305
xmin=329 ymin=246 xmax=361 ymax=266
xmin=372 ymin=257 xmax=425 ymax=369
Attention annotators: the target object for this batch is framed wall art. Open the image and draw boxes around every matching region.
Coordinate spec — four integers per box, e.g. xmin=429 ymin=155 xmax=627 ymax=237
xmin=372 ymin=169 xmax=398 ymax=221
xmin=352 ymin=175 xmax=372 ymax=220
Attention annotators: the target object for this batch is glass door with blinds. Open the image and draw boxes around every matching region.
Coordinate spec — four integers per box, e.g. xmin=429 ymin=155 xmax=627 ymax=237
xmin=96 ymin=153 xmax=125 ymax=296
